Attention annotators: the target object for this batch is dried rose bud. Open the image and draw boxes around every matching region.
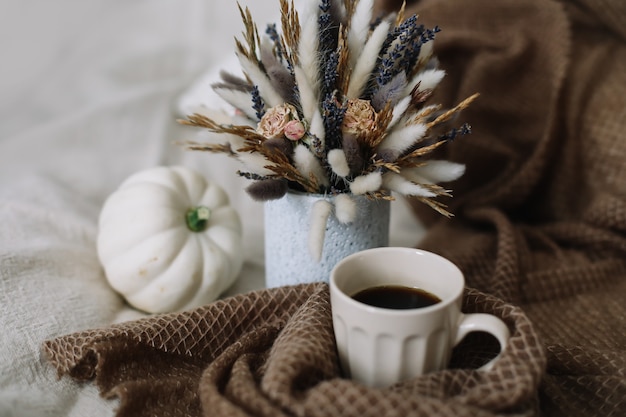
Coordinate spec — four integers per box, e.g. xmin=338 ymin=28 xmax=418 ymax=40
xmin=283 ymin=120 xmax=306 ymax=140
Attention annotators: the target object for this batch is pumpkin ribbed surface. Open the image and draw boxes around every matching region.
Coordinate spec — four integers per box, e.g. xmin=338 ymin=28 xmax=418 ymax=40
xmin=97 ymin=166 xmax=243 ymax=313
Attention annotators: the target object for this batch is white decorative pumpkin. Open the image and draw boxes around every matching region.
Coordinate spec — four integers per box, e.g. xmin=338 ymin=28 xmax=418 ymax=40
xmin=97 ymin=166 xmax=243 ymax=313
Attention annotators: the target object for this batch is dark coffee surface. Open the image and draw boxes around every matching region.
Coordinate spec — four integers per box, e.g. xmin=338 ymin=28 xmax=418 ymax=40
xmin=352 ymin=285 xmax=441 ymax=309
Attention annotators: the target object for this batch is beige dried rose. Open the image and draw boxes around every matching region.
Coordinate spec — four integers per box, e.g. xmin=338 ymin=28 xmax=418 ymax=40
xmin=257 ymin=103 xmax=299 ymax=139
xmin=342 ymin=99 xmax=377 ymax=135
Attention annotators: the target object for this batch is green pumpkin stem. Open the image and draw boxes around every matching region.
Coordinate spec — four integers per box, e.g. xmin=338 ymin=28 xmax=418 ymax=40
xmin=185 ymin=206 xmax=211 ymax=232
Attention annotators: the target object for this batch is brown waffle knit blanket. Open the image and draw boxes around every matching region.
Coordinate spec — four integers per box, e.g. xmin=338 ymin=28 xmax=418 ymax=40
xmin=44 ymin=0 xmax=625 ymax=415
xmin=44 ymin=284 xmax=545 ymax=417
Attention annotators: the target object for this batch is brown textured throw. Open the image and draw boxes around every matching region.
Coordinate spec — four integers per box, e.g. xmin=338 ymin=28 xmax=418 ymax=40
xmin=44 ymin=284 xmax=545 ymax=417
xmin=44 ymin=0 xmax=625 ymax=416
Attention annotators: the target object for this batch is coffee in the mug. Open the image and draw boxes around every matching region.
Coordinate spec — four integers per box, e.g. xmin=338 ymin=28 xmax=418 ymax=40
xmin=352 ymin=285 xmax=441 ymax=310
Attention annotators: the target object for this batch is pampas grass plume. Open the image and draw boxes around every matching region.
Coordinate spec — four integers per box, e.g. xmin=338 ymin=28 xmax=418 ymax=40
xmin=342 ymin=133 xmax=364 ymax=174
xmin=308 ymin=109 xmax=326 ymax=144
xmin=404 ymin=160 xmax=466 ymax=183
xmin=407 ymin=69 xmax=446 ymax=95
xmin=261 ymin=40 xmax=296 ymax=102
xmin=328 ymin=149 xmax=350 ymax=178
xmin=294 ymin=65 xmax=319 ymax=122
xmin=212 ymin=87 xmax=259 ymax=120
xmin=308 ymin=199 xmax=332 ymax=261
xmin=388 ymin=96 xmax=412 ymax=129
xmin=417 ymin=40 xmax=434 ymax=65
xmin=347 ymin=20 xmax=391 ymax=98
xmin=371 ymin=72 xmax=407 ymax=112
xmin=382 ymin=172 xmax=436 ymax=197
xmin=293 ymin=144 xmax=330 ymax=187
xmin=334 ymin=193 xmax=357 ymax=223
xmin=377 ymin=123 xmax=427 ymax=157
xmin=350 ymin=171 xmax=383 ymax=195
xmin=237 ymin=52 xmax=284 ymax=108
xmin=348 ymin=0 xmax=374 ymax=66
xmin=246 ymin=179 xmax=288 ymax=201
xmin=238 ymin=152 xmax=275 ymax=176
xmin=298 ymin=6 xmax=320 ymax=91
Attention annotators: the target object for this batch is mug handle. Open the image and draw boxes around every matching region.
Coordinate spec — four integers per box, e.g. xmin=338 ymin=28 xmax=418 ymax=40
xmin=454 ymin=313 xmax=511 ymax=371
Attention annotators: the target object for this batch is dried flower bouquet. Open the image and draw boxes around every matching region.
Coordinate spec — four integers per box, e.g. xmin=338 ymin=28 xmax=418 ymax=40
xmin=180 ymin=0 xmax=476 ymax=220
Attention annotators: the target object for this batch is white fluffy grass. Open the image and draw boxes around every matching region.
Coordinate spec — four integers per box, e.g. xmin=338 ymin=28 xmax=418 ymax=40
xmin=347 ymin=20 xmax=391 ymax=98
xmin=308 ymin=199 xmax=332 ymax=261
xmin=377 ymin=123 xmax=427 ymax=156
xmin=334 ymin=193 xmax=357 ymax=224
xmin=237 ymin=52 xmax=283 ymax=108
xmin=402 ymin=160 xmax=466 ymax=184
xmin=350 ymin=171 xmax=382 ymax=195
xmin=293 ymin=144 xmax=330 ymax=187
xmin=328 ymin=149 xmax=350 ymax=178
xmin=382 ymin=172 xmax=436 ymax=197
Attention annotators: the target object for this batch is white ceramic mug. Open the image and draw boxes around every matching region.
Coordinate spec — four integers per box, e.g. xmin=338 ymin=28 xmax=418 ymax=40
xmin=330 ymin=247 xmax=510 ymax=388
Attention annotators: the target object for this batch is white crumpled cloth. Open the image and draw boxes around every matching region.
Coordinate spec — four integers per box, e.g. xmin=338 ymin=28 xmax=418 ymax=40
xmin=0 ymin=1 xmax=423 ymax=416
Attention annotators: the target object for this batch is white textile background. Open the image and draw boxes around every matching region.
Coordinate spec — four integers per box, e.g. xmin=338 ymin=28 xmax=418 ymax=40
xmin=0 ymin=1 xmax=424 ymax=416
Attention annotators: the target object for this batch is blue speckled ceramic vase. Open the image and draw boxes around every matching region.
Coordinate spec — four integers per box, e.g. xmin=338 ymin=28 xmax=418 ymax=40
xmin=264 ymin=190 xmax=390 ymax=288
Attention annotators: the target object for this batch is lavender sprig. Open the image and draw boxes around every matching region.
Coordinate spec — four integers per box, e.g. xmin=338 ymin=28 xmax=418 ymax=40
xmin=322 ymin=50 xmax=340 ymax=99
xmin=367 ymin=16 xmax=419 ymax=99
xmin=317 ymin=0 xmax=337 ymax=85
xmin=318 ymin=0 xmax=332 ymax=51
xmin=265 ymin=23 xmax=285 ymax=63
xmin=237 ymin=171 xmax=269 ymax=181
xmin=378 ymin=15 xmax=419 ymax=67
xmin=405 ymin=26 xmax=441 ymax=72
xmin=251 ymin=86 xmax=266 ymax=120
xmin=438 ymin=123 xmax=472 ymax=142
xmin=322 ymin=93 xmax=346 ymax=150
